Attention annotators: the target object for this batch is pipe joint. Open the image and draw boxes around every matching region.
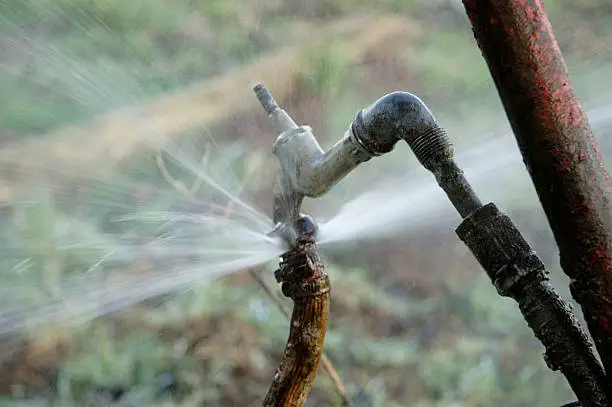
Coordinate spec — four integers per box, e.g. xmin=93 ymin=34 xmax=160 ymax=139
xmin=351 ymin=91 xmax=453 ymax=172
xmin=273 ymin=125 xmax=372 ymax=198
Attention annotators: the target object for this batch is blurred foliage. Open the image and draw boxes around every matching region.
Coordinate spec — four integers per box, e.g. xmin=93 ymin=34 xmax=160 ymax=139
xmin=298 ymin=42 xmax=350 ymax=99
xmin=1 ymin=0 xmax=612 ymax=406
xmin=1 ymin=0 xmax=610 ymax=133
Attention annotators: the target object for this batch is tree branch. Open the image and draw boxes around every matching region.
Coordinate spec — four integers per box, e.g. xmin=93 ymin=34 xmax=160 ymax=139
xmin=263 ymin=226 xmax=330 ymax=407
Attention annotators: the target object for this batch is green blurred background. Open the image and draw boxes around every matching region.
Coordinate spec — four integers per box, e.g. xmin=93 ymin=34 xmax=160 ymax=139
xmin=0 ymin=1 xmax=611 ymax=406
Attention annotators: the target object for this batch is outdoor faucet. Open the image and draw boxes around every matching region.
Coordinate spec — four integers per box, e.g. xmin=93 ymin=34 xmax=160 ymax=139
xmin=253 ymin=83 xmax=481 ymax=245
xmin=254 ymin=84 xmax=610 ymax=406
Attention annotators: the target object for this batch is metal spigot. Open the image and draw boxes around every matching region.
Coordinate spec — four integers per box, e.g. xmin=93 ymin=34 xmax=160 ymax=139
xmin=253 ymin=83 xmax=458 ymax=245
xmin=253 ymin=83 xmax=372 ymax=244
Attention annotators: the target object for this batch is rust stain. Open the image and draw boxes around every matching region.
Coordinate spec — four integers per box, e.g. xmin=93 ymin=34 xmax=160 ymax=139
xmin=462 ymin=0 xmax=612 ymax=385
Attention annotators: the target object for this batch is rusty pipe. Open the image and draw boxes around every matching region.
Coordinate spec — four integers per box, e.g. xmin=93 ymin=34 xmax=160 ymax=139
xmin=375 ymin=96 xmax=611 ymax=406
xmin=461 ymin=0 xmax=612 ymax=381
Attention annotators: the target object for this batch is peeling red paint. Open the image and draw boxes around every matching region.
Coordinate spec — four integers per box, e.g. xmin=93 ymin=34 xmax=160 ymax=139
xmin=462 ymin=0 xmax=612 ymax=381
xmin=526 ymin=7 xmax=537 ymax=21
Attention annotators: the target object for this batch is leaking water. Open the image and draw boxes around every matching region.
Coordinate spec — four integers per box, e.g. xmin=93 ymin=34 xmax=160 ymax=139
xmin=0 ymin=138 xmax=286 ymax=335
xmin=0 ymin=1 xmax=611 ymax=341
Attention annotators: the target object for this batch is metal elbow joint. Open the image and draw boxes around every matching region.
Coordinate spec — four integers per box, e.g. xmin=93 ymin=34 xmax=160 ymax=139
xmin=351 ymin=91 xmax=481 ymax=217
xmin=272 ymin=125 xmax=359 ymax=198
xmin=351 ymin=91 xmax=453 ymax=172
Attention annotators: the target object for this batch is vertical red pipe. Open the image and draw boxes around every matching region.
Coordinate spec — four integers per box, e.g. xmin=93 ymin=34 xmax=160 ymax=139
xmin=461 ymin=0 xmax=612 ymax=379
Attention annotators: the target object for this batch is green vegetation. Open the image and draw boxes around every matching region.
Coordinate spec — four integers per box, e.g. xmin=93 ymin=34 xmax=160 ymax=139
xmin=1 ymin=0 xmax=611 ymax=406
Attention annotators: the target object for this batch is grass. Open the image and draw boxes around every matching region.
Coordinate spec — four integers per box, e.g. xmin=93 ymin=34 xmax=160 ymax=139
xmin=1 ymin=0 xmax=611 ymax=406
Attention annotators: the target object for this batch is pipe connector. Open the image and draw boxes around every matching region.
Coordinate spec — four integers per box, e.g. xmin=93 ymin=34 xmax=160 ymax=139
xmin=352 ymin=91 xmax=482 ymax=217
xmin=352 ymin=91 xmax=453 ymax=172
xmin=272 ymin=125 xmax=372 ymax=198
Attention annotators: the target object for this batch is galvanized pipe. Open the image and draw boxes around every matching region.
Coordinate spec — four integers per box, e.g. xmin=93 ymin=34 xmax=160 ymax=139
xmin=462 ymin=0 xmax=612 ymax=380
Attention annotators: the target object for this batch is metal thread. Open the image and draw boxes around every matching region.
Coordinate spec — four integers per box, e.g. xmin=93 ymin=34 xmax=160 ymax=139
xmin=408 ymin=126 xmax=453 ymax=172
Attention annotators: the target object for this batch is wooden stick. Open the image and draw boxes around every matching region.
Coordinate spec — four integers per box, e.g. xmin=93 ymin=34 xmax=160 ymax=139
xmin=263 ymin=224 xmax=330 ymax=407
xmin=249 ymin=268 xmax=351 ymax=406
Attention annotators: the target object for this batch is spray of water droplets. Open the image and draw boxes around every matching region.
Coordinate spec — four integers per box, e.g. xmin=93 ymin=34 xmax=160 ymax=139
xmin=1 ymin=0 xmax=611 ymax=337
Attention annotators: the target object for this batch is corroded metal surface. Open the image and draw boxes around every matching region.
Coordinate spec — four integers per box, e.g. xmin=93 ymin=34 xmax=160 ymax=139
xmin=462 ymin=0 xmax=612 ymax=378
xmin=457 ymin=203 xmax=608 ymax=407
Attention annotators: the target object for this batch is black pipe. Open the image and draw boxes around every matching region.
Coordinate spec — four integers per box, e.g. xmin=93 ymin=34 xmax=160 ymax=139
xmin=352 ymin=92 xmax=438 ymax=157
xmin=352 ymin=92 xmax=609 ymax=407
xmin=456 ymin=203 xmax=608 ymax=407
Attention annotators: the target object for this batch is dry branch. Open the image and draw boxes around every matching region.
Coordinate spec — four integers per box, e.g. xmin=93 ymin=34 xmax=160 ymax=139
xmin=263 ymin=220 xmax=330 ymax=407
xmin=249 ymin=268 xmax=351 ymax=406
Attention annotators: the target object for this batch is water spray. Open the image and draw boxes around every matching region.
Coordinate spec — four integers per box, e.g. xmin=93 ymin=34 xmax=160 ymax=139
xmin=254 ymin=84 xmax=609 ymax=406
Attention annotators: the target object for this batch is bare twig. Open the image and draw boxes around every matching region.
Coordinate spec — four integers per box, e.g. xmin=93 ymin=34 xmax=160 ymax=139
xmin=189 ymin=144 xmax=212 ymax=195
xmin=249 ymin=268 xmax=351 ymax=406
xmin=262 ymin=224 xmax=330 ymax=407
xmin=222 ymin=153 xmax=258 ymax=218
xmin=155 ymin=151 xmax=198 ymax=204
